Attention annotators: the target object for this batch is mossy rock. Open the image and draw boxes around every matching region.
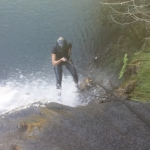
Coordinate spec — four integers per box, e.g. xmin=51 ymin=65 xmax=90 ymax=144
xmin=19 ymin=115 xmax=47 ymax=137
xmin=116 ymin=80 xmax=137 ymax=99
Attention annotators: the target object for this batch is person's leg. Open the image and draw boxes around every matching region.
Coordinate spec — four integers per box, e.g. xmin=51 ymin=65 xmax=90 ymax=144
xmin=65 ymin=62 xmax=78 ymax=84
xmin=54 ymin=64 xmax=63 ymax=89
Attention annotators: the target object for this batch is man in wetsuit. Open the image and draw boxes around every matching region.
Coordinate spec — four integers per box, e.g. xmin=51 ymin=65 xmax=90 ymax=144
xmin=51 ymin=37 xmax=79 ymax=90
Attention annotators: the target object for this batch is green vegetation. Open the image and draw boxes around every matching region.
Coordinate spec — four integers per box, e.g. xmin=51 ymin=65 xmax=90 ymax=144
xmin=130 ymin=51 xmax=150 ymax=102
xmin=98 ymin=0 xmax=150 ymax=101
xmin=119 ymin=54 xmax=128 ymax=79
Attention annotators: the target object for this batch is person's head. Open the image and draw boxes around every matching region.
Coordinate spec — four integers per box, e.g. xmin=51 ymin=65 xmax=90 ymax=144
xmin=68 ymin=43 xmax=72 ymax=49
xmin=56 ymin=37 xmax=67 ymax=52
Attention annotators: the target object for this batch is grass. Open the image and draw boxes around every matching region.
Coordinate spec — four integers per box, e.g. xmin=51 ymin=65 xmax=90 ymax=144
xmin=129 ymin=51 xmax=150 ymax=102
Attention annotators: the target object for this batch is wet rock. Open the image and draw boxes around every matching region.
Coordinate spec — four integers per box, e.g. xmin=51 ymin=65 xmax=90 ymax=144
xmin=11 ymin=144 xmax=20 ymax=150
xmin=20 ymin=116 xmax=47 ymax=138
xmin=79 ymin=78 xmax=94 ymax=91
xmin=115 ymin=80 xmax=137 ymax=99
xmin=0 ymin=101 xmax=150 ymax=150
xmin=103 ymin=79 xmax=115 ymax=91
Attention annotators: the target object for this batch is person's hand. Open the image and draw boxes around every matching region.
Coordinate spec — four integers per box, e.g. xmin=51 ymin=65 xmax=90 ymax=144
xmin=61 ymin=57 xmax=67 ymax=62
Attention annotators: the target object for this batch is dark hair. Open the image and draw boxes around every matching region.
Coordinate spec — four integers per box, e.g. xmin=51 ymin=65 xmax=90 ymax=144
xmin=68 ymin=43 xmax=72 ymax=49
xmin=56 ymin=37 xmax=67 ymax=52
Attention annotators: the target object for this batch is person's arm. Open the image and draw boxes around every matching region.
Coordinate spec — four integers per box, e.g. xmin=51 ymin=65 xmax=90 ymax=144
xmin=51 ymin=54 xmax=66 ymax=66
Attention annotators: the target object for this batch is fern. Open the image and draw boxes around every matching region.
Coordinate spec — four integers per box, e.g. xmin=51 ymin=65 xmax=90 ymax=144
xmin=119 ymin=54 xmax=128 ymax=79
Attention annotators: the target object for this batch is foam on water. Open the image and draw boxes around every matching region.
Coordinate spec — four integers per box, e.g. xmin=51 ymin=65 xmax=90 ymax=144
xmin=0 ymin=75 xmax=80 ymax=115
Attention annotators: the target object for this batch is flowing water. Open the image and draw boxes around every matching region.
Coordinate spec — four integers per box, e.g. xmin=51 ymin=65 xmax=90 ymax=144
xmin=0 ymin=0 xmax=106 ymax=114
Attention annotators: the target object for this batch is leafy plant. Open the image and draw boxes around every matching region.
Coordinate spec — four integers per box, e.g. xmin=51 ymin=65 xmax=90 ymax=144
xmin=119 ymin=54 xmax=128 ymax=79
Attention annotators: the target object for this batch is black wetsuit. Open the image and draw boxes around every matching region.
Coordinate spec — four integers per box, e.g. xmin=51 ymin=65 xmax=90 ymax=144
xmin=52 ymin=45 xmax=78 ymax=89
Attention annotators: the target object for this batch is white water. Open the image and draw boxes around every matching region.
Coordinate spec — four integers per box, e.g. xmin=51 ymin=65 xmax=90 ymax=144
xmin=0 ymin=75 xmax=81 ymax=115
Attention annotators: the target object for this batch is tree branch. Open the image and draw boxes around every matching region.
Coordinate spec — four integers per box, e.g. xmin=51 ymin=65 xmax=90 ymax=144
xmin=100 ymin=0 xmax=132 ymax=5
xmin=100 ymin=0 xmax=150 ymax=24
xmin=111 ymin=15 xmax=137 ymax=25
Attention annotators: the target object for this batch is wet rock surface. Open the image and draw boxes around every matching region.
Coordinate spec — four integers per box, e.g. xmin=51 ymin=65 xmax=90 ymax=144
xmin=78 ymin=78 xmax=116 ymax=104
xmin=0 ymin=100 xmax=150 ymax=150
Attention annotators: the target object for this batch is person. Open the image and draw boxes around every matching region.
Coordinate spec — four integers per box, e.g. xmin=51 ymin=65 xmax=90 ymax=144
xmin=51 ymin=37 xmax=79 ymax=90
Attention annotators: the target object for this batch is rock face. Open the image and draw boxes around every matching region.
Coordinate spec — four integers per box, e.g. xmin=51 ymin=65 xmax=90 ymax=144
xmin=0 ymin=101 xmax=150 ymax=150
